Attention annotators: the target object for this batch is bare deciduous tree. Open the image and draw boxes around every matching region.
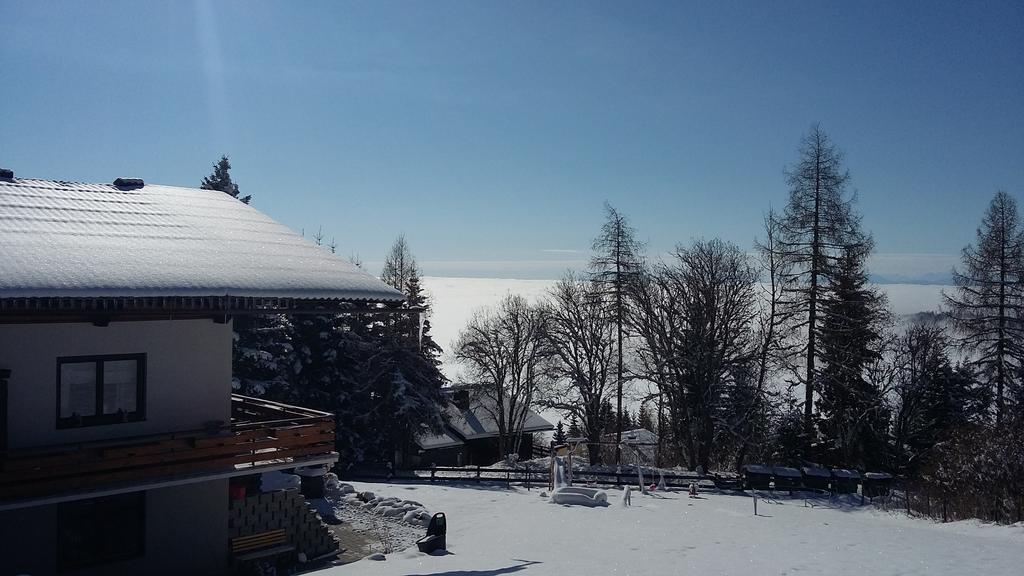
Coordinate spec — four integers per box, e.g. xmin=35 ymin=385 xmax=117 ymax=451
xmin=627 ymin=239 xmax=758 ymax=471
xmin=538 ymin=273 xmax=616 ymax=464
xmin=454 ymin=294 xmax=553 ymax=459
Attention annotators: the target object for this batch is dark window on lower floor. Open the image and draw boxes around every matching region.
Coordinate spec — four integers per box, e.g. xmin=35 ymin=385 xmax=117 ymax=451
xmin=57 ymin=492 xmax=145 ymax=571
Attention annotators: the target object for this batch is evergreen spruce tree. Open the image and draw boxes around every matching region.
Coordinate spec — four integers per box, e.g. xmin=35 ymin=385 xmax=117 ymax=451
xmin=599 ymin=398 xmax=617 ymax=435
xmin=637 ymin=402 xmax=654 ymax=432
xmin=232 ymin=314 xmax=293 ymax=398
xmin=381 ymin=235 xmax=443 ymax=363
xmin=404 ymin=269 xmax=443 ymax=364
xmin=944 ymin=191 xmax=1024 ymax=426
xmin=816 ymin=243 xmax=889 ymax=468
xmin=568 ymin=415 xmax=582 ymax=439
xmin=553 ymin=421 xmax=568 ymax=445
xmin=892 ymin=322 xmax=981 ymax=476
xmin=618 ymin=408 xmax=633 ymax=431
xmin=776 ymin=125 xmax=867 ymax=450
xmin=200 ymin=155 xmax=251 ymax=203
xmin=285 ymin=312 xmax=446 ymax=465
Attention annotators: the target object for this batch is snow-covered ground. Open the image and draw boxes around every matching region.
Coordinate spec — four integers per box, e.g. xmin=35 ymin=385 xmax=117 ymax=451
xmin=323 ymin=481 xmax=1022 ymax=576
xmin=423 ymin=276 xmax=950 ymax=381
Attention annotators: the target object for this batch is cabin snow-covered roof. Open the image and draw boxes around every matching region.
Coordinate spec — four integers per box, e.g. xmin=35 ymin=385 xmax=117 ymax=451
xmin=832 ymin=468 xmax=861 ymax=479
xmin=0 ymin=177 xmax=402 ymax=302
xmin=801 ymin=466 xmax=832 ymax=478
xmin=773 ymin=466 xmax=802 ymax=478
xmin=444 ymin=399 xmax=553 ymax=440
xmin=415 ymin=429 xmax=465 ymax=450
xmin=415 ymin=390 xmax=553 ymax=451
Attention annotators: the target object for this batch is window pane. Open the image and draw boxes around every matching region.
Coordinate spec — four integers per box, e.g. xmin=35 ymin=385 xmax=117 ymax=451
xmin=60 ymin=362 xmax=97 ymax=418
xmin=102 ymin=360 xmax=137 ymax=414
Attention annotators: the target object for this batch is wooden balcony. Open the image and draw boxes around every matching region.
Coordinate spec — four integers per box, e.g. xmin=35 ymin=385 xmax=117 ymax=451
xmin=0 ymin=395 xmax=336 ymax=507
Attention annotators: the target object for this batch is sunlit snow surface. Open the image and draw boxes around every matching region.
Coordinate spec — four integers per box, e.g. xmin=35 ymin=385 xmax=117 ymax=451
xmin=326 ymin=482 xmax=1022 ymax=576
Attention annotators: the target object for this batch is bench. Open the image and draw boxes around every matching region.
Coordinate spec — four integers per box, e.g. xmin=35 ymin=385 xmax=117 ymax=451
xmin=230 ymin=529 xmax=295 ymax=563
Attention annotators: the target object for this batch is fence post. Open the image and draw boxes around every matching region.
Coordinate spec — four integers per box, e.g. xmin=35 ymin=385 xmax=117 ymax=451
xmin=431 ymin=467 xmax=436 ymax=484
xmin=526 ymin=468 xmax=531 ymax=491
xmin=476 ymin=465 xmax=481 ymax=484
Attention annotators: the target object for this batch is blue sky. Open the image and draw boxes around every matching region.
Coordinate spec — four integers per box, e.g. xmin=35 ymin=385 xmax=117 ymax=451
xmin=2 ymin=1 xmax=1022 ymax=281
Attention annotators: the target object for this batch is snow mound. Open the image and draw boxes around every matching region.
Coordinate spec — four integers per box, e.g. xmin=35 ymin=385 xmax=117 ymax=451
xmin=339 ymin=485 xmax=433 ymax=527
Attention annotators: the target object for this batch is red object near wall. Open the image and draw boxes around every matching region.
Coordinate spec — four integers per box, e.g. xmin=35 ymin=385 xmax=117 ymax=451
xmin=229 ymin=483 xmax=247 ymax=500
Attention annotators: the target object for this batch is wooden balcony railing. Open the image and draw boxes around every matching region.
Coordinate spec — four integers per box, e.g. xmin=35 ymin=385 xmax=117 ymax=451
xmin=0 ymin=395 xmax=336 ymax=503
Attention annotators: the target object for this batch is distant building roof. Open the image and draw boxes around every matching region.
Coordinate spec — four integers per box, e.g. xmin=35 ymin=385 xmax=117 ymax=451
xmin=602 ymin=428 xmax=658 ymax=445
xmin=773 ymin=466 xmax=802 ymax=478
xmin=415 ymin=390 xmax=553 ymax=450
xmin=444 ymin=398 xmax=553 ymax=440
xmin=0 ymin=177 xmax=402 ymax=302
xmin=416 ymin=429 xmax=465 ymax=450
xmin=599 ymin=428 xmax=659 ymax=464
xmin=801 ymin=466 xmax=832 ymax=478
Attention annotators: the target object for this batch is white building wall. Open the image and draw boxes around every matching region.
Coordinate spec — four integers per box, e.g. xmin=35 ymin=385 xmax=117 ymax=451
xmin=0 ymin=318 xmax=231 ymax=449
xmin=0 ymin=480 xmax=229 ymax=576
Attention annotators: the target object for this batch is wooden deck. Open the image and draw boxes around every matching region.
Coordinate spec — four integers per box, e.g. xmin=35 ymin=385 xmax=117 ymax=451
xmin=0 ymin=395 xmax=335 ymax=502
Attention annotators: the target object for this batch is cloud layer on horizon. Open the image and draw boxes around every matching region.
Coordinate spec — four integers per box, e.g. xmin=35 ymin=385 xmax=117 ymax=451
xmin=371 ymin=252 xmax=958 ymax=284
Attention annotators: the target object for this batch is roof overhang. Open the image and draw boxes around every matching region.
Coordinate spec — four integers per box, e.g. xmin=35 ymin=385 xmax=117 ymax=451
xmin=0 ymin=295 xmax=420 ymax=324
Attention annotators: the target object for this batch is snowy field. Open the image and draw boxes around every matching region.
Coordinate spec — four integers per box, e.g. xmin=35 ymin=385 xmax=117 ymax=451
xmin=422 ymin=277 xmax=949 ymax=380
xmin=325 ymin=481 xmax=1022 ymax=576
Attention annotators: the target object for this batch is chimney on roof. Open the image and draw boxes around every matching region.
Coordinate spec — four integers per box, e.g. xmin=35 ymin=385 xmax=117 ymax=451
xmin=113 ymin=177 xmax=144 ymax=190
xmin=0 ymin=168 xmax=13 ymax=181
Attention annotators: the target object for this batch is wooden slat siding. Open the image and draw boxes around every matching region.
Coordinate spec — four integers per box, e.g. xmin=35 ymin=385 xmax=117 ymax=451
xmin=0 ymin=445 xmax=339 ymax=500
xmin=0 ymin=396 xmax=336 ymax=501
xmin=0 ymin=435 xmax=331 ymax=483
xmin=0 ymin=421 xmax=331 ymax=473
xmin=0 ymin=424 xmax=334 ymax=483
xmin=232 ymin=529 xmax=287 ymax=553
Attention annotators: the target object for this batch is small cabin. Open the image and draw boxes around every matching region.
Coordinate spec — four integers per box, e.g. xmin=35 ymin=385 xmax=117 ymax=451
xmin=413 ymin=386 xmax=553 ymax=467
xmin=862 ymin=472 xmax=893 ymax=498
xmin=742 ymin=464 xmax=772 ymax=490
xmin=832 ymin=468 xmax=861 ymax=494
xmin=772 ymin=466 xmax=803 ymax=490
xmin=801 ymin=466 xmax=832 ymax=491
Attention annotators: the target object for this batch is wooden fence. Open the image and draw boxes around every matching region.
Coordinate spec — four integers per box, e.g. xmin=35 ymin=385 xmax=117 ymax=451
xmin=346 ymin=465 xmax=727 ymax=490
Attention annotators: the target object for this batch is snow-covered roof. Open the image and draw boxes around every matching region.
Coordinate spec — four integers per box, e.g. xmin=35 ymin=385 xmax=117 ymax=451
xmin=445 ymin=399 xmax=553 ymax=440
xmin=773 ymin=466 xmax=802 ymax=478
xmin=416 ymin=429 xmax=465 ymax=450
xmin=604 ymin=428 xmax=659 ymax=445
xmin=743 ymin=464 xmax=771 ymax=475
xmin=0 ymin=177 xmax=403 ymax=302
xmin=863 ymin=472 xmax=892 ymax=480
xmin=801 ymin=466 xmax=832 ymax=478
xmin=832 ymin=468 xmax=861 ymax=479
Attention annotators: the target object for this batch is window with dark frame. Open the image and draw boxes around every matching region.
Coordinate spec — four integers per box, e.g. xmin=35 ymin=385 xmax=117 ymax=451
xmin=57 ymin=354 xmax=145 ymax=428
xmin=57 ymin=491 xmax=145 ymax=571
